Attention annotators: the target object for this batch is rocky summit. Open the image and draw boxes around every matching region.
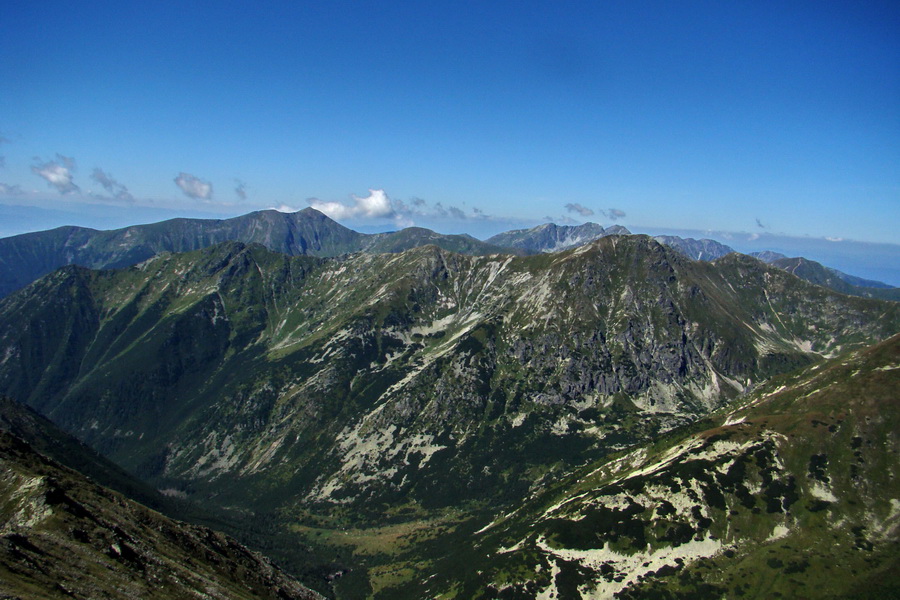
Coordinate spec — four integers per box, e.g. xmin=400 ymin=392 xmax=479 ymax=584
xmin=0 ymin=232 xmax=897 ymax=598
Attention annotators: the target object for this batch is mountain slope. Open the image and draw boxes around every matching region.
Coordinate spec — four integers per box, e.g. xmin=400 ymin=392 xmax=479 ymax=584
xmin=0 ymin=429 xmax=323 ymax=599
xmin=0 ymin=238 xmax=897 ymax=597
xmin=409 ymin=333 xmax=900 ymax=599
xmin=0 ymin=396 xmax=170 ymax=515
xmin=0 ymin=208 xmax=361 ymax=298
xmin=364 ymin=227 xmax=517 ymax=256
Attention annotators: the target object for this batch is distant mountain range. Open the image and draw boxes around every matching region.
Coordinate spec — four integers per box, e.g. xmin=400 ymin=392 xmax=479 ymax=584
xmin=752 ymin=253 xmax=900 ymax=301
xmin=485 ymin=221 xmax=630 ymax=253
xmin=0 ymin=208 xmax=513 ymax=299
xmin=2 ymin=208 xmax=895 ymax=304
xmin=651 ymin=235 xmax=736 ymax=261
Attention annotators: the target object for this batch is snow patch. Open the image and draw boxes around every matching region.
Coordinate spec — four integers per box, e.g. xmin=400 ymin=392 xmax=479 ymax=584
xmin=809 ymin=482 xmax=838 ymax=503
xmin=767 ymin=524 xmax=790 ymax=541
xmin=536 ymin=534 xmax=723 ymax=598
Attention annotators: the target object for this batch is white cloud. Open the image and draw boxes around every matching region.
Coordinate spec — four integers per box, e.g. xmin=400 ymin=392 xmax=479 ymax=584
xmin=31 ymin=155 xmax=80 ymax=194
xmin=174 ymin=172 xmax=213 ymax=200
xmin=309 ymin=188 xmax=397 ymax=220
xmin=825 ymin=237 xmax=844 ymax=242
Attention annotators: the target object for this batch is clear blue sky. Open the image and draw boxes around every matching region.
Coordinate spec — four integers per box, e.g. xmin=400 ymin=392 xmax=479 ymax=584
xmin=2 ymin=2 xmax=898 ymax=255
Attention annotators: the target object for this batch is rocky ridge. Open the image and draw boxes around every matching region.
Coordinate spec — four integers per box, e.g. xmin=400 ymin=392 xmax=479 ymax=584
xmin=0 ymin=427 xmax=322 ymax=599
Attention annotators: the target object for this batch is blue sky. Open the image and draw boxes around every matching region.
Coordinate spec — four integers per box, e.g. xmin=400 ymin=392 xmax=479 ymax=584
xmin=2 ymin=1 xmax=899 ymax=280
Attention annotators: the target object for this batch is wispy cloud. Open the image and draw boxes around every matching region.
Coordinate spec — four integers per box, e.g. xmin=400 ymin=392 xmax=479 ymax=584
xmin=400 ymin=196 xmax=490 ymax=222
xmin=174 ymin=172 xmax=213 ymax=200
xmin=448 ymin=206 xmax=466 ymax=220
xmin=91 ymin=168 xmax=134 ymax=203
xmin=0 ymin=135 xmax=9 ymax=169
xmin=31 ymin=154 xmax=80 ymax=194
xmin=0 ymin=183 xmax=24 ymax=195
xmin=234 ymin=179 xmax=247 ymax=200
xmin=600 ymin=208 xmax=626 ymax=221
xmin=545 ymin=214 xmax=579 ymax=225
xmin=564 ymin=202 xmax=594 ymax=217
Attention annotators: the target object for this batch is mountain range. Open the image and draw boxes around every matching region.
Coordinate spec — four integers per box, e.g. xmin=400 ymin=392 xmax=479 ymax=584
xmin=1 ymin=208 xmax=895 ymax=302
xmin=754 ymin=254 xmax=900 ymax=301
xmin=0 ymin=224 xmax=898 ymax=597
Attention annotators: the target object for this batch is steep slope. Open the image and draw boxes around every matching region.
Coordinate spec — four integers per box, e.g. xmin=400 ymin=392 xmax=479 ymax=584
xmin=0 ymin=396 xmax=169 ymax=515
xmin=409 ymin=333 xmax=900 ymax=599
xmin=0 ymin=430 xmax=323 ymax=599
xmin=652 ymin=235 xmax=736 ymax=261
xmin=486 ymin=222 xmax=629 ymax=253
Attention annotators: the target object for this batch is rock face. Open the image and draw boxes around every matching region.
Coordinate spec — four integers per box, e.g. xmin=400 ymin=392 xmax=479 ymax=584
xmin=0 ymin=429 xmax=322 ymax=599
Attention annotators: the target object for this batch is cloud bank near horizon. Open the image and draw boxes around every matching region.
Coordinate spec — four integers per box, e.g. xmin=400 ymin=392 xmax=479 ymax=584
xmin=305 ymin=189 xmax=492 ymax=228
